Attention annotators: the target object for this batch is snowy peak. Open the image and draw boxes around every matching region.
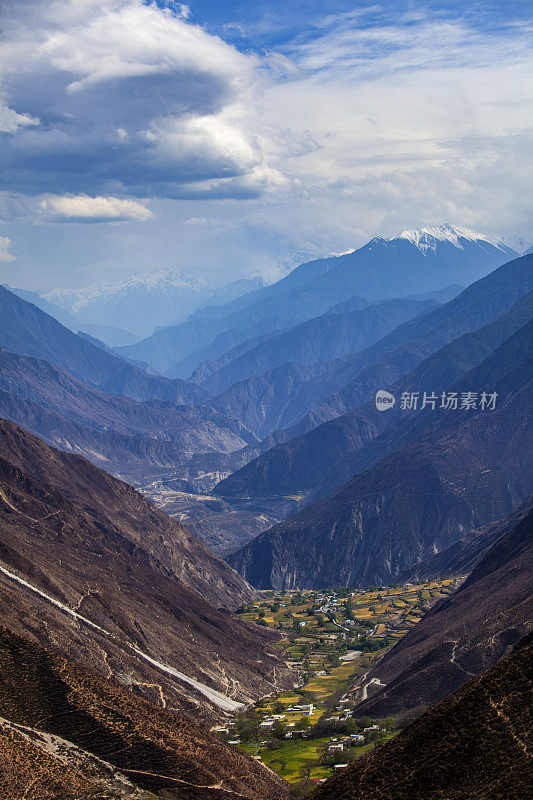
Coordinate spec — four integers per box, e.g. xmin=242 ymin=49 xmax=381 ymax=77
xmin=396 ymin=223 xmax=514 ymax=256
xmin=45 ymin=269 xmax=207 ymax=312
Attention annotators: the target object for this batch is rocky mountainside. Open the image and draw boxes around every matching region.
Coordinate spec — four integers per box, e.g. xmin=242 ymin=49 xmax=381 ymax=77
xmin=0 ymin=286 xmax=206 ymax=404
xmin=314 ymin=632 xmax=533 ymax=800
xmin=118 ymin=225 xmax=515 ymax=376
xmin=227 ymin=321 xmax=532 ymax=589
xmin=0 ymin=420 xmax=294 ymax=719
xmin=353 ymin=500 xmax=533 ymax=717
xmin=214 ymin=258 xmax=533 ymax=498
xmin=398 ymin=496 xmax=533 ymax=582
xmin=0 ymin=349 xmax=257 ymax=476
xmin=0 ymin=626 xmax=291 ymax=800
xmin=305 ymin=294 xmax=533 ymax=503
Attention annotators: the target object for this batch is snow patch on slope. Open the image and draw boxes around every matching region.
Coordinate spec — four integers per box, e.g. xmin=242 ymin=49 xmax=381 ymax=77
xmin=0 ymin=563 xmax=244 ymax=713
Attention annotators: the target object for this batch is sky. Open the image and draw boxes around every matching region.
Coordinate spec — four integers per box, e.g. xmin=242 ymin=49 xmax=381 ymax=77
xmin=0 ymin=0 xmax=532 ymax=291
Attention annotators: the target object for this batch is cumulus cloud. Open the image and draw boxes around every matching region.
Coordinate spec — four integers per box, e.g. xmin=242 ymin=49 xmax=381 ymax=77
xmin=0 ymin=101 xmax=40 ymax=134
xmin=0 ymin=0 xmax=276 ymax=199
xmin=40 ymin=195 xmax=153 ymax=223
xmin=0 ymin=2 xmax=531 ymax=290
xmin=0 ymin=236 xmax=16 ymax=261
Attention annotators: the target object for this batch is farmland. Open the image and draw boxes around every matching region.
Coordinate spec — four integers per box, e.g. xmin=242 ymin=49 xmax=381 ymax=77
xmin=215 ymin=579 xmax=459 ymax=790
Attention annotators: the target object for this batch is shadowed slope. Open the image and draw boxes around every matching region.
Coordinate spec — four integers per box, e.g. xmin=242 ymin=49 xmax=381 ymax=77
xmin=0 ymin=626 xmax=291 ymax=799
xmin=314 ymin=633 xmax=533 ymax=800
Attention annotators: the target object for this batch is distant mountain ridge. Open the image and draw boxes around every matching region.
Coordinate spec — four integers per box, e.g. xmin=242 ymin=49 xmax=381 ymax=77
xmin=0 ymin=285 xmax=207 ymax=405
xmin=2 ymin=285 xmax=139 ymax=347
xmin=215 ymin=255 xmax=533 ymax=496
xmin=45 ymin=269 xmax=211 ymax=337
xmin=118 ymin=224 xmax=516 ymax=376
xmin=203 ymin=297 xmax=436 ymax=421
xmin=0 ymin=349 xmax=258 ymax=476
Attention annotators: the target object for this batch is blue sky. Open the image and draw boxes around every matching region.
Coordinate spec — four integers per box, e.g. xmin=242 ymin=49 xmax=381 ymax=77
xmin=0 ymin=0 xmax=531 ymax=291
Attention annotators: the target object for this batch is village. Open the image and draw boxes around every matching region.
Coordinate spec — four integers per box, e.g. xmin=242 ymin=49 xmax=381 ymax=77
xmin=213 ymin=579 xmax=459 ymax=790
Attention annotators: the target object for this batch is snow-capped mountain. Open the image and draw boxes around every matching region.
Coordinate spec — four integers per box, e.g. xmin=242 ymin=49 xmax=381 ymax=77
xmin=396 ymin=223 xmax=515 ymax=256
xmin=46 ymin=270 xmax=207 ymax=312
xmin=44 ymin=270 xmax=212 ymax=338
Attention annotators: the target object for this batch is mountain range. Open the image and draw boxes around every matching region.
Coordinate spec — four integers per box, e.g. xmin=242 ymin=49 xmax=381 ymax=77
xmin=0 ymin=285 xmax=207 ymax=405
xmin=117 ymin=225 xmax=516 ymax=376
xmin=1 ymin=220 xmax=532 ymax=798
xmin=227 ymin=316 xmax=532 ymax=588
xmin=215 ymin=254 xmax=533 ymax=497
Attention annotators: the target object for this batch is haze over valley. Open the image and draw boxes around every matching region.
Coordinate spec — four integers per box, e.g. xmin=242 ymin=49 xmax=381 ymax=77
xmin=1 ymin=1 xmax=532 ymax=797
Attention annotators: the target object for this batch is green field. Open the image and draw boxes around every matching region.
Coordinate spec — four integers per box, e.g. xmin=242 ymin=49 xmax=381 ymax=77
xmin=223 ymin=579 xmax=459 ymax=784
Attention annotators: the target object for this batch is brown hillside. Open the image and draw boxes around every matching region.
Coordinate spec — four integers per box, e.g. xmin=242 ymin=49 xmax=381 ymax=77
xmin=0 ymin=625 xmax=291 ymax=800
xmin=314 ymin=633 xmax=533 ymax=800
xmin=0 ymin=419 xmax=294 ymax=719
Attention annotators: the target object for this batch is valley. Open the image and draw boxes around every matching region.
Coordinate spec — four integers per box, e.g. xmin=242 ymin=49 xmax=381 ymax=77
xmin=0 ymin=230 xmax=531 ymax=799
xmin=2 ymin=3 xmax=532 ymax=795
xmin=214 ymin=579 xmax=459 ymax=787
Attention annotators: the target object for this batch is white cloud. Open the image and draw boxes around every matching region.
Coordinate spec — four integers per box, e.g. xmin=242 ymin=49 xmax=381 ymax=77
xmin=0 ymin=101 xmax=40 ymax=134
xmin=0 ymin=2 xmax=531 ymax=289
xmin=0 ymin=236 xmax=16 ymax=261
xmin=0 ymin=0 xmax=277 ymax=199
xmin=40 ymin=195 xmax=153 ymax=223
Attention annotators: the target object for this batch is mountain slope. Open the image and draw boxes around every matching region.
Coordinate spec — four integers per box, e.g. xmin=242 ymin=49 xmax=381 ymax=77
xmin=0 ymin=626 xmax=291 ymax=800
xmin=0 ymin=286 xmax=207 ymax=404
xmin=119 ymin=225 xmax=515 ymax=375
xmin=307 ymin=293 xmax=533 ymax=502
xmin=314 ymin=632 xmax=533 ymax=800
xmin=397 ymin=496 xmax=533 ymax=582
xmin=200 ymin=298 xmax=435 ymax=398
xmin=227 ymin=322 xmax=533 ymax=589
xmin=3 ymin=286 xmax=141 ymax=347
xmin=0 ymin=349 xmax=257 ymax=470
xmin=271 ymin=252 xmax=533 ymax=437
xmin=214 ymin=279 xmax=533 ymax=498
xmin=353 ymin=500 xmax=533 ymax=718
xmin=0 ymin=419 xmax=294 ymax=719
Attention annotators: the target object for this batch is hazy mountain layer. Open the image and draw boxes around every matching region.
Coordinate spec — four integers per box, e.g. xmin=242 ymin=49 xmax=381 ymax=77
xmin=200 ymin=298 xmax=435 ymax=398
xmin=227 ymin=322 xmax=532 ymax=589
xmin=0 ymin=286 xmax=206 ymax=405
xmin=119 ymin=226 xmax=515 ymax=375
xmin=215 ymin=255 xmax=533 ymax=494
